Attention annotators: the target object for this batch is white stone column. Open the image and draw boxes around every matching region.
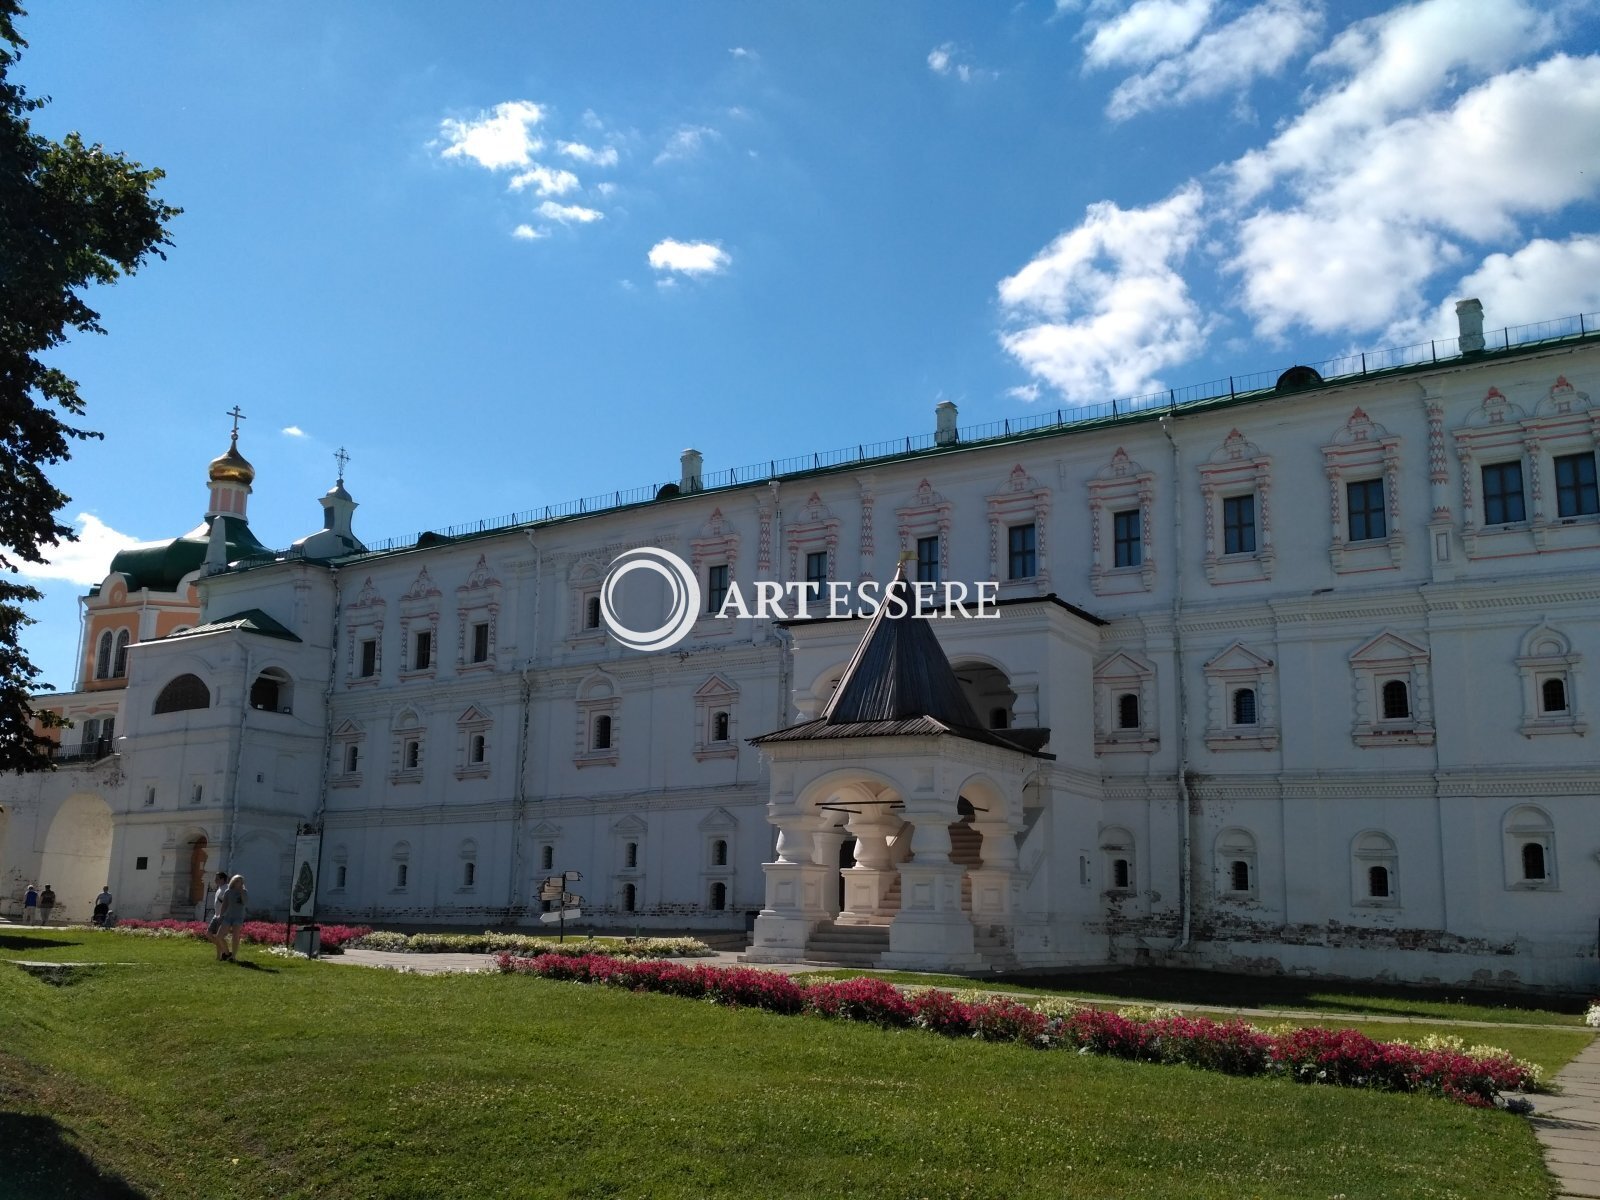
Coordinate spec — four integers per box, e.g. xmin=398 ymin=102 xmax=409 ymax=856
xmin=839 ymin=817 xmax=896 ymax=925
xmin=967 ymin=817 xmax=1021 ymax=922
xmin=883 ymin=803 xmax=982 ymax=970
xmin=746 ymin=813 xmax=832 ymax=962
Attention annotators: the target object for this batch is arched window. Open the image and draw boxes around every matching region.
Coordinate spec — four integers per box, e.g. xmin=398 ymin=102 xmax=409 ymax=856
xmin=710 ymin=881 xmax=727 ymax=910
xmin=593 ymin=714 xmax=612 ymax=751
xmin=1542 ymin=677 xmax=1569 ymax=714
xmin=586 ymin=595 xmax=602 ymax=630
xmin=1230 ymin=860 xmax=1251 ymax=892
xmin=469 ymin=733 xmax=486 ymax=764
xmin=711 ymin=711 xmax=730 ymax=742
xmin=622 ymin=883 xmax=637 ymax=912
xmin=1112 ymin=858 xmax=1130 ymax=889
xmin=989 ymin=706 xmax=1009 ymax=730
xmin=541 ymin=844 xmax=554 ymax=871
xmin=1217 ymin=828 xmax=1257 ymax=897
xmin=1522 ymin=841 xmax=1547 ymax=881
xmin=463 ymin=861 xmax=476 ymax=887
xmin=153 ymin=674 xmax=210 ymax=714
xmin=1368 ymin=865 xmax=1390 ymax=898
xmin=1381 ymin=679 xmax=1410 ymax=720
xmin=1117 ymin=692 xmax=1140 ymax=730
xmin=95 ymin=631 xmax=113 ymax=679
xmin=712 ymin=839 xmax=727 ymax=867
xmin=344 ymin=744 xmax=360 ymax=773
xmin=112 ymin=629 xmax=131 ymax=678
xmin=404 ymin=739 xmax=421 ymax=770
xmin=625 ymin=841 xmax=638 ymax=869
xmin=250 ymin=669 xmax=292 ymax=713
xmin=1353 ymin=831 xmax=1399 ymax=906
xmin=1232 ymin=687 xmax=1257 ymax=726
xmin=81 ymin=718 xmax=100 ymax=748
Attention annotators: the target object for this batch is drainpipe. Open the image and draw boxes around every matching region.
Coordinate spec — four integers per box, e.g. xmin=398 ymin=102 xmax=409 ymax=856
xmin=223 ymin=645 xmax=253 ymax=870
xmin=313 ymin=568 xmax=343 ymax=827
xmin=1160 ymin=415 xmax=1193 ymax=952
xmin=509 ymin=532 xmax=542 ymax=922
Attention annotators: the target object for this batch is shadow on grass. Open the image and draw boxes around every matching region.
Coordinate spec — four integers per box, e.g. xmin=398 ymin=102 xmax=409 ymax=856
xmin=0 ymin=1111 xmax=147 ymax=1198
xmin=994 ymin=966 xmax=1588 ymax=1020
xmin=0 ymin=933 xmax=82 ymax=953
xmin=233 ymin=960 xmax=279 ymax=974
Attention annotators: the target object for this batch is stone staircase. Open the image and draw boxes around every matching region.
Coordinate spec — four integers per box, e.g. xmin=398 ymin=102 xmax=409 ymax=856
xmin=804 ymin=920 xmax=889 ymax=967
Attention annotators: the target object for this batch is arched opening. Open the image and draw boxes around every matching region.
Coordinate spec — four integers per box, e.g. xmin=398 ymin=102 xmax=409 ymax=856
xmin=1117 ymin=692 xmax=1141 ymax=730
xmin=622 ymin=882 xmax=637 ymax=912
xmin=541 ymin=844 xmax=554 ymax=871
xmin=154 ymin=674 xmax=210 ymax=714
xmin=186 ymin=836 xmax=209 ymax=907
xmin=1367 ymin=864 xmax=1390 ymax=898
xmin=38 ymin=794 xmax=114 ymax=923
xmin=1112 ymin=858 xmax=1130 ymax=889
xmin=1542 ymin=677 xmax=1569 ymax=713
xmin=112 ymin=630 xmax=131 ymax=678
xmin=711 ymin=710 xmax=730 ymax=742
xmin=952 ymin=660 xmax=1017 ymax=730
xmin=710 ymin=881 xmax=727 ymax=911
xmin=838 ymin=836 xmax=856 ymax=909
xmin=95 ymin=631 xmax=113 ymax=680
xmin=1522 ymin=841 xmax=1547 ymax=881
xmin=712 ymin=839 xmax=728 ymax=866
xmin=593 ymin=714 xmax=613 ymax=751
xmin=1381 ymin=679 xmax=1410 ymax=720
xmin=1232 ymin=687 xmax=1257 ymax=726
xmin=250 ymin=668 xmax=293 ymax=714
xmin=1230 ymin=860 xmax=1251 ymax=892
xmin=624 ymin=840 xmax=638 ymax=869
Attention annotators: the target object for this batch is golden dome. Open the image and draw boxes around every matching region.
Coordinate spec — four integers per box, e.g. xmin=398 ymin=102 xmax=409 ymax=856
xmin=209 ymin=435 xmax=255 ymax=486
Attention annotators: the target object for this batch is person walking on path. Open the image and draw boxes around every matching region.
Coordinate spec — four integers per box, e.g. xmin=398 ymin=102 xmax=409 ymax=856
xmin=38 ymin=885 xmax=56 ymax=925
xmin=218 ymin=874 xmax=248 ymax=962
xmin=22 ymin=884 xmax=38 ymax=925
xmin=92 ymin=886 xmax=113 ymax=926
xmin=206 ymin=871 xmax=229 ymax=960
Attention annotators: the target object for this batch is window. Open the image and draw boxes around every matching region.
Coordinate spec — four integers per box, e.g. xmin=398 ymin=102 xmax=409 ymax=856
xmin=469 ymin=733 xmax=486 ymax=764
xmin=463 ymin=861 xmax=476 ymax=887
xmin=624 ymin=841 xmax=638 ymax=869
xmin=1504 ymin=805 xmax=1556 ymax=889
xmin=1352 ymin=831 xmax=1398 ymax=907
xmin=1368 ymin=865 xmax=1390 ymax=898
xmin=1381 ymin=680 xmax=1410 ymax=720
xmin=1230 ymin=860 xmax=1251 ymax=892
xmin=359 ymin=639 xmax=378 ymax=678
xmin=135 ymin=856 xmax=148 ymax=870
xmin=1100 ymin=828 xmax=1137 ymax=896
xmin=112 ymin=629 xmax=130 ymax=678
xmin=1112 ymin=509 xmax=1141 ymax=568
xmin=585 ymin=595 xmax=602 ymax=629
xmin=1232 ymin=688 xmax=1257 ymax=726
xmin=1007 ymin=523 xmax=1037 ymax=580
xmin=1556 ymin=452 xmax=1599 ymax=518
xmin=711 ymin=711 xmax=729 ymax=743
xmin=1542 ymin=677 xmax=1568 ymax=714
xmin=1222 ymin=494 xmax=1256 ymax=554
xmin=1482 ymin=461 xmax=1526 ymax=525
xmin=345 ymin=744 xmax=359 ymax=773
xmin=706 ymin=564 xmax=730 ymax=614
xmin=1112 ymin=859 xmax=1130 ymax=889
xmin=804 ymin=550 xmax=828 ymax=598
xmin=396 ymin=863 xmax=408 ymax=888
xmin=153 ymin=674 xmax=210 ymax=714
xmin=95 ymin=631 xmax=113 ymax=680
xmin=470 ymin=622 xmax=490 ymax=664
xmin=710 ymin=881 xmax=727 ymax=911
xmin=1517 ymin=624 xmax=1585 ymax=736
xmin=144 ymin=786 xmax=156 ymax=807
xmin=1346 ymin=479 xmax=1386 ymax=542
xmin=404 ymin=739 xmax=421 ymax=770
xmin=592 ymin=714 xmax=612 ymax=751
xmin=1521 ymin=842 xmax=1547 ymax=881
xmin=413 ymin=630 xmax=432 ymax=671
xmin=81 ymin=718 xmax=100 ymax=749
xmin=1216 ymin=829 xmax=1257 ymax=898
xmin=190 ymin=784 xmax=203 ymax=805
xmin=711 ymin=839 xmax=728 ymax=867
xmin=335 ymin=863 xmax=347 ymax=888
xmin=541 ymin=845 xmax=554 ymax=871
xmin=916 ymin=535 xmax=941 ymax=583
xmin=622 ymin=883 xmax=637 ymax=912
xmin=250 ymin=669 xmax=292 ymax=713
xmin=989 ymin=706 xmax=1009 ymax=730
xmin=1116 ymin=693 xmax=1140 ymax=730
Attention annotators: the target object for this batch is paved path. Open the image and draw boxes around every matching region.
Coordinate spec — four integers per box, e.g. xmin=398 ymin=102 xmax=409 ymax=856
xmin=1534 ymin=1036 xmax=1600 ymax=1199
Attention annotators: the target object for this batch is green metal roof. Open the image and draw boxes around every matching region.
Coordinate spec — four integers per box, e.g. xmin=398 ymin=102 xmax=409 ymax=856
xmin=163 ymin=608 xmax=300 ymax=642
xmin=105 ymin=516 xmax=271 ymax=594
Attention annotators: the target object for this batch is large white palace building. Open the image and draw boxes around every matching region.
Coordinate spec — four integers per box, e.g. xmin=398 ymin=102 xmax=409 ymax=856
xmin=4 ymin=299 xmax=1599 ymax=989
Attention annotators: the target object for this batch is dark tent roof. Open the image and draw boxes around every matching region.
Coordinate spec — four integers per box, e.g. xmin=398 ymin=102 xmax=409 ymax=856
xmin=751 ymin=562 xmax=1050 ymax=757
xmin=163 ymin=608 xmax=300 ymax=643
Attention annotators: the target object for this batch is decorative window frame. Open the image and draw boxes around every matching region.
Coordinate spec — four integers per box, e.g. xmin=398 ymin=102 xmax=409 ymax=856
xmin=458 ymin=838 xmax=478 ymax=893
xmin=1322 ymin=408 xmax=1404 ymax=574
xmin=575 ymin=669 xmax=620 ymax=767
xmin=700 ymin=806 xmax=737 ymax=910
xmin=112 ymin=628 xmax=131 ymax=678
xmin=329 ymin=845 xmax=348 ymax=893
xmin=1100 ymin=825 xmax=1136 ymax=895
xmin=455 ymin=556 xmax=502 ymax=674
xmin=1349 ymin=631 xmax=1435 ymax=747
xmin=612 ymin=814 xmax=647 ymax=910
xmin=692 ymin=674 xmax=739 ymax=762
xmin=1094 ymin=651 xmax=1158 ymax=754
xmin=986 ymin=465 xmax=1051 ymax=592
xmin=689 ymin=510 xmax=740 ymax=628
xmin=1202 ymin=642 xmax=1279 ymax=751
xmin=1455 ymin=378 xmax=1600 ymax=560
xmin=896 ymin=480 xmax=953 ymax=584
xmin=1503 ymin=804 xmax=1557 ymax=891
xmin=785 ymin=492 xmax=842 ymax=594
xmin=1214 ymin=828 xmax=1258 ymax=901
xmin=330 ymin=719 xmax=364 ymax=788
xmin=1351 ymin=830 xmax=1400 ymax=909
xmin=345 ymin=576 xmax=385 ymax=688
xmin=390 ymin=707 xmax=425 ymax=784
xmin=398 ymin=566 xmax=442 ymax=682
xmin=1199 ymin=429 xmax=1274 ymax=584
xmin=455 ymin=705 xmax=493 ymax=780
xmin=1088 ymin=449 xmax=1155 ymax=596
xmin=1516 ymin=623 xmax=1586 ymax=736
xmin=567 ymin=555 xmax=607 ymax=645
xmin=391 ymin=841 xmax=412 ymax=893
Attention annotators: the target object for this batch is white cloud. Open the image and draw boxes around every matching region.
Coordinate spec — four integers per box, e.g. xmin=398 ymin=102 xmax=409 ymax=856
xmin=537 ymin=201 xmax=603 ymax=224
xmin=1085 ymin=0 xmax=1213 ymax=69
xmin=558 ymin=141 xmax=619 ymax=168
xmin=509 ymin=165 xmax=581 ymax=197
xmin=647 ymin=239 xmax=731 ymax=276
xmin=1455 ymin=236 xmax=1600 ymax=330
xmin=997 ymin=184 xmax=1207 ymax=402
xmin=512 ymin=224 xmax=547 ymax=240
xmin=729 ymin=46 xmax=755 ymax=59
xmin=437 ymin=100 xmax=545 ymax=170
xmin=926 ymin=41 xmax=991 ymax=83
xmin=1007 ymin=382 xmax=1042 ymax=403
xmin=655 ymin=126 xmax=719 ymax=165
xmin=281 ymin=425 xmax=305 ymax=438
xmin=17 ymin=513 xmax=143 ymax=587
xmin=595 ymin=182 xmax=618 ymax=197
xmin=1105 ymin=0 xmax=1321 ymax=120
xmin=928 ymin=43 xmax=955 ymax=74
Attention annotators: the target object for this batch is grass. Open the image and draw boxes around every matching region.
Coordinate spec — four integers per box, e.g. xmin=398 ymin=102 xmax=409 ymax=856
xmin=794 ymin=965 xmax=1591 ymax=1027
xmin=0 ymin=930 xmax=1568 ymax=1199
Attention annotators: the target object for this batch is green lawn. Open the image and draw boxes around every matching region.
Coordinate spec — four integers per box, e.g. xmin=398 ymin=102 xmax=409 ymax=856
xmin=0 ymin=930 xmax=1564 ymax=1199
xmin=796 ymin=965 xmax=1591 ymax=1027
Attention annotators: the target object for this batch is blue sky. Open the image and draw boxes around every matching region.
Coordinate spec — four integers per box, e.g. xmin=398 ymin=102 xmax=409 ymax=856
xmin=13 ymin=0 xmax=1600 ymax=689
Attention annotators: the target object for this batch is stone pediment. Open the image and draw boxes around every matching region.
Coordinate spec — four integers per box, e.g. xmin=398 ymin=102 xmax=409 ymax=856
xmin=1349 ymin=630 xmax=1427 ymax=665
xmin=1204 ymin=642 xmax=1274 ymax=674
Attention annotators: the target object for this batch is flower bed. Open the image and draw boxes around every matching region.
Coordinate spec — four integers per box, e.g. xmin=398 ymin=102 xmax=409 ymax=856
xmin=112 ymin=919 xmax=371 ymax=954
xmin=497 ymin=952 xmax=1544 ymax=1109
xmin=349 ymin=931 xmax=714 ymax=958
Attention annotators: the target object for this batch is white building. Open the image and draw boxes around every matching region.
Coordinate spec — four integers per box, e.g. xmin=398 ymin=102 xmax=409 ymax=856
xmin=4 ymin=299 xmax=1598 ymax=990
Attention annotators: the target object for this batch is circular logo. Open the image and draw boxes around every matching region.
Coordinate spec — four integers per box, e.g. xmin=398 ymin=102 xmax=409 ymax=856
xmin=600 ymin=547 xmax=702 ymax=652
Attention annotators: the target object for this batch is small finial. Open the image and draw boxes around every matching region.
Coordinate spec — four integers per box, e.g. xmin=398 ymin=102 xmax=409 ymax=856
xmin=225 ymin=405 xmax=247 ymax=440
xmin=333 ymin=446 xmax=350 ymax=484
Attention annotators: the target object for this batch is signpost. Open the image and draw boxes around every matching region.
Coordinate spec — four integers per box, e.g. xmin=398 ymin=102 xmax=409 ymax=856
xmin=537 ymin=870 xmax=582 ymax=941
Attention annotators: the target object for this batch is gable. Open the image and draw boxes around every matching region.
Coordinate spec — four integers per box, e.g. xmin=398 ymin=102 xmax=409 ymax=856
xmin=1204 ymin=642 xmax=1274 ymax=674
xmin=1349 ymin=631 xmax=1428 ymax=665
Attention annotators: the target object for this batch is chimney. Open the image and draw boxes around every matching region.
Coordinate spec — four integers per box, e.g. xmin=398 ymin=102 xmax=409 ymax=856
xmin=935 ymin=400 xmax=958 ymax=447
xmin=203 ymin=515 xmax=229 ymax=576
xmin=1456 ymin=298 xmax=1485 ymax=355
xmin=680 ymin=448 xmax=703 ymax=493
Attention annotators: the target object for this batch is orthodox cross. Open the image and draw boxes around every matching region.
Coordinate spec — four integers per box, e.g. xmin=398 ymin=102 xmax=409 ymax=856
xmin=334 ymin=446 xmax=350 ymax=484
xmin=225 ymin=405 xmax=247 ymax=438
